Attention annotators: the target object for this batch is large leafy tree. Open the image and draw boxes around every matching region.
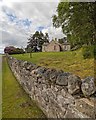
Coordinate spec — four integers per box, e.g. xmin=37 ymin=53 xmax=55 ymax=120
xmin=52 ymin=2 xmax=96 ymax=47
xmin=27 ymin=31 xmax=49 ymax=52
xmin=4 ymin=46 xmax=24 ymax=54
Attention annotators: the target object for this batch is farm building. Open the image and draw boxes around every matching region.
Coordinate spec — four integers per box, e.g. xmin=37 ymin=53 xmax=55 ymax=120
xmin=42 ymin=40 xmax=70 ymax=52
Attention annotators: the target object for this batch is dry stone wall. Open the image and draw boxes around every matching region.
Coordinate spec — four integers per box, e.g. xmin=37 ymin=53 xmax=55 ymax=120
xmin=7 ymin=55 xmax=96 ymax=118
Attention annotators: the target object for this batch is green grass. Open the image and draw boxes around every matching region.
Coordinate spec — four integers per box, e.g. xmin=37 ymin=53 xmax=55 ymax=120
xmin=0 ymin=56 xmax=2 ymax=119
xmin=2 ymin=56 xmax=46 ymax=118
xmin=12 ymin=48 xmax=94 ymax=79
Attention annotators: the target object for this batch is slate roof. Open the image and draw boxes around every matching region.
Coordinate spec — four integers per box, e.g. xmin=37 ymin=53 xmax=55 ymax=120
xmin=43 ymin=40 xmax=70 ymax=46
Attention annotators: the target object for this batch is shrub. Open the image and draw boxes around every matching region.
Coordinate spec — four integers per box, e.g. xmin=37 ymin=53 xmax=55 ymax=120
xmin=4 ymin=46 xmax=25 ymax=54
xmin=82 ymin=45 xmax=95 ymax=59
xmin=94 ymin=46 xmax=96 ymax=59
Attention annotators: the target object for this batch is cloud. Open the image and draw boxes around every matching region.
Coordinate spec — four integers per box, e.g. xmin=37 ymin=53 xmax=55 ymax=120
xmin=42 ymin=26 xmax=65 ymax=40
xmin=2 ymin=30 xmax=27 ymax=46
xmin=0 ymin=1 xmax=64 ymax=53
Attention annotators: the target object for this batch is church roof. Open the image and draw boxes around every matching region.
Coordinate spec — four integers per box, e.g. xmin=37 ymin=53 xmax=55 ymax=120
xmin=43 ymin=42 xmax=49 ymax=46
xmin=43 ymin=40 xmax=70 ymax=46
xmin=62 ymin=42 xmax=70 ymax=45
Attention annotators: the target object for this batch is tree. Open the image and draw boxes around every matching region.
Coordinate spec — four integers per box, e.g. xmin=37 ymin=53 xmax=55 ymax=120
xmin=28 ymin=47 xmax=33 ymax=58
xmin=58 ymin=37 xmax=67 ymax=44
xmin=4 ymin=46 xmax=25 ymax=54
xmin=27 ymin=31 xmax=49 ymax=52
xmin=52 ymin=2 xmax=96 ymax=47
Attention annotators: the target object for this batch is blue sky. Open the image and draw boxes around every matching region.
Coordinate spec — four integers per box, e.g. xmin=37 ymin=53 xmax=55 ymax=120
xmin=37 ymin=26 xmax=45 ymax=31
xmin=0 ymin=1 xmax=64 ymax=53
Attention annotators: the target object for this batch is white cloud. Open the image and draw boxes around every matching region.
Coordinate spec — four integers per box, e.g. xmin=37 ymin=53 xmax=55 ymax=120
xmin=0 ymin=1 xmax=64 ymax=53
xmin=42 ymin=26 xmax=65 ymax=40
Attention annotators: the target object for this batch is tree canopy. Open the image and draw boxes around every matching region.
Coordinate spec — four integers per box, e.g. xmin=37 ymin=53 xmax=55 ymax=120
xmin=26 ymin=31 xmax=49 ymax=52
xmin=58 ymin=37 xmax=67 ymax=44
xmin=52 ymin=2 xmax=96 ymax=47
xmin=4 ymin=46 xmax=25 ymax=54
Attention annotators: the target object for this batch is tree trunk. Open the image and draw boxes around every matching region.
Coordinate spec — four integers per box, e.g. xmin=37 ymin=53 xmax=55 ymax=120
xmin=30 ymin=52 xmax=32 ymax=58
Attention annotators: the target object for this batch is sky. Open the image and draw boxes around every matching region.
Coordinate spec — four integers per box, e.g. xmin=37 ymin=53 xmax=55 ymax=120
xmin=0 ymin=0 xmax=65 ymax=53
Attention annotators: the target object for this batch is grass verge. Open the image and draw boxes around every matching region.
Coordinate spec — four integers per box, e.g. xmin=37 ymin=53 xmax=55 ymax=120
xmin=0 ymin=56 xmax=2 ymax=119
xmin=2 ymin=56 xmax=46 ymax=118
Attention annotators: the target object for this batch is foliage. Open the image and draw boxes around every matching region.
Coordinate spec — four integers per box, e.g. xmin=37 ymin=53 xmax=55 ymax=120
xmin=26 ymin=31 xmax=49 ymax=52
xmin=94 ymin=46 xmax=96 ymax=59
xmin=58 ymin=37 xmax=67 ymax=44
xmin=12 ymin=48 xmax=94 ymax=79
xmin=2 ymin=57 xmax=46 ymax=118
xmin=4 ymin=46 xmax=25 ymax=55
xmin=52 ymin=2 xmax=96 ymax=47
xmin=82 ymin=46 xmax=92 ymax=59
xmin=82 ymin=45 xmax=96 ymax=59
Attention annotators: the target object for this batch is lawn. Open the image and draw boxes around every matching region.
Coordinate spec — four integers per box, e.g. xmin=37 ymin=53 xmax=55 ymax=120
xmin=0 ymin=56 xmax=2 ymax=119
xmin=2 ymin=56 xmax=46 ymax=118
xmin=12 ymin=48 xmax=94 ymax=79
